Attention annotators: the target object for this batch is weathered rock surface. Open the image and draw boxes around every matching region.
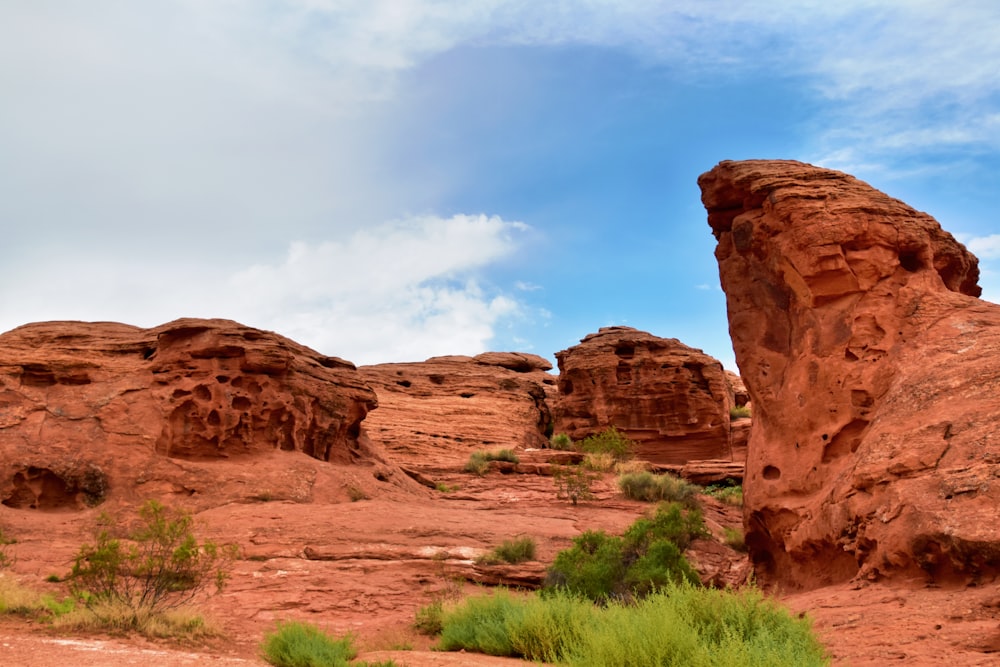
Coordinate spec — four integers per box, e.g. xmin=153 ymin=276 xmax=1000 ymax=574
xmin=552 ymin=327 xmax=735 ymax=465
xmin=0 ymin=319 xmax=392 ymax=509
xmin=360 ymin=353 xmax=556 ymax=470
xmin=700 ymin=159 xmax=1000 ymax=589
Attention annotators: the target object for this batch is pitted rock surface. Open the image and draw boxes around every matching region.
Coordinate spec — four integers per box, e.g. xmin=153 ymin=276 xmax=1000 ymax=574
xmin=552 ymin=327 xmax=736 ymax=465
xmin=0 ymin=318 xmax=383 ymax=509
xmin=700 ymin=159 xmax=1000 ymax=589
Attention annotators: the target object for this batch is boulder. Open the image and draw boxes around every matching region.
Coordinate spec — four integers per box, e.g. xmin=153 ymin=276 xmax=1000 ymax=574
xmin=700 ymin=159 xmax=999 ymax=589
xmin=0 ymin=318 xmax=382 ymax=509
xmin=359 ymin=353 xmax=556 ymax=469
xmin=552 ymin=327 xmax=735 ymax=465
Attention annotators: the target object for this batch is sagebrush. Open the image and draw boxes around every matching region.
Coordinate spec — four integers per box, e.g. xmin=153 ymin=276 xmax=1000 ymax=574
xmin=68 ymin=500 xmax=236 ymax=629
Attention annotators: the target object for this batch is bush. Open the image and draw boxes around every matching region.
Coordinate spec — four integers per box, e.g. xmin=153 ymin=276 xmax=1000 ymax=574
xmin=582 ymin=451 xmax=615 ymax=472
xmin=464 ymin=449 xmax=520 ymax=475
xmin=618 ymin=471 xmax=699 ymax=506
xmin=553 ymin=465 xmax=599 ymax=505
xmin=545 ymin=502 xmax=705 ymax=602
xmin=549 ymin=433 xmax=574 ymax=450
xmin=68 ymin=500 xmax=236 ymax=630
xmin=414 ymin=599 xmax=445 ymax=635
xmin=578 ymin=426 xmax=634 ymax=461
xmin=437 ymin=584 xmax=828 ymax=666
xmin=730 ymin=404 xmax=752 ymax=420
xmin=261 ymin=620 xmax=356 ymax=667
xmin=705 ymin=483 xmax=744 ymax=507
xmin=479 ymin=537 xmax=536 ymax=565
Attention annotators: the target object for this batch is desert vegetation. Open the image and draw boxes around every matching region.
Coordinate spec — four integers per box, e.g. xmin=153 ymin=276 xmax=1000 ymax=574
xmin=477 ymin=536 xmax=537 ymax=565
xmin=463 ymin=448 xmax=520 ymax=475
xmin=435 ymin=585 xmax=827 ymax=665
xmin=261 ymin=620 xmax=398 ymax=667
xmin=729 ymin=404 xmax=752 ymax=420
xmin=617 ymin=470 xmax=699 ymax=505
xmin=0 ymin=501 xmax=233 ymax=640
xmin=545 ymin=501 xmax=705 ymax=601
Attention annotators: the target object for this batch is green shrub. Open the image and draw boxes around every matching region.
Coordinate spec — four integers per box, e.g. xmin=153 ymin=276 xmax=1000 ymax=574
xmin=491 ymin=448 xmax=519 ymax=463
xmin=545 ymin=502 xmax=705 ymax=602
xmin=413 ymin=599 xmax=445 ymax=635
xmin=549 ymin=433 xmax=574 ymax=451
xmin=440 ymin=588 xmax=597 ymax=663
xmin=553 ymin=465 xmax=598 ymax=505
xmin=437 ymin=584 xmax=828 ymax=666
xmin=618 ymin=471 xmax=699 ymax=505
xmin=464 ymin=451 xmax=491 ymax=475
xmin=261 ymin=620 xmax=356 ymax=667
xmin=438 ymin=588 xmax=523 ymax=656
xmin=68 ymin=500 xmax=236 ymax=630
xmin=705 ymin=483 xmax=744 ymax=507
xmin=464 ymin=449 xmax=520 ymax=475
xmin=479 ymin=536 xmax=536 ymax=565
xmin=730 ymin=404 xmax=752 ymax=420
xmin=578 ymin=426 xmax=634 ymax=461
xmin=567 ymin=583 xmax=828 ymax=667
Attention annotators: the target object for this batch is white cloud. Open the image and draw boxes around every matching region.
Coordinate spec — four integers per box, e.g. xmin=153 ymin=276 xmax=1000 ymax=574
xmin=0 ymin=214 xmax=528 ymax=365
xmin=226 ymin=213 xmax=527 ymax=363
xmin=966 ymin=234 xmax=1000 ymax=260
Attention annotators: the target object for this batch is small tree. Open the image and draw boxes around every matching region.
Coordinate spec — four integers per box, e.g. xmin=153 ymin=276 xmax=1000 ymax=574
xmin=553 ymin=465 xmax=599 ymax=505
xmin=69 ymin=500 xmax=236 ymax=628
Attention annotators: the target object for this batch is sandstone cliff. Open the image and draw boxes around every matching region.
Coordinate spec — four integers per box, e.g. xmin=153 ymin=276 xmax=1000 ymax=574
xmin=0 ymin=319 xmax=395 ymax=509
xmin=700 ymin=159 xmax=999 ymax=589
xmin=360 ymin=352 xmax=556 ymax=470
xmin=552 ymin=327 xmax=735 ymax=465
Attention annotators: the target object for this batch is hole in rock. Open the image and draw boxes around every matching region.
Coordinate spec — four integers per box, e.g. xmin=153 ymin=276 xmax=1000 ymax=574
xmin=396 ymin=380 xmax=412 ymax=388
xmin=763 ymin=465 xmax=781 ymax=480
xmin=216 ymin=375 xmax=230 ymax=384
xmin=194 ymin=385 xmax=211 ymax=401
xmin=232 ymin=396 xmax=252 ymax=410
xmin=428 ymin=375 xmax=445 ymax=385
xmin=899 ymin=251 xmax=922 ymax=272
xmin=614 ymin=345 xmax=635 ymax=359
xmin=459 ymin=392 xmax=475 ymax=398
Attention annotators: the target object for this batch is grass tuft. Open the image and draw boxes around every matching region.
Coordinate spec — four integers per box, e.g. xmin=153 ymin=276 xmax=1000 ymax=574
xmin=261 ymin=620 xmax=356 ymax=667
xmin=618 ymin=471 xmax=699 ymax=505
xmin=437 ymin=584 xmax=828 ymax=666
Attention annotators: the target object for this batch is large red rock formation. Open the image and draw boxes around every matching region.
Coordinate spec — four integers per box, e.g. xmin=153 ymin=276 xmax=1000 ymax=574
xmin=552 ymin=327 xmax=735 ymax=465
xmin=700 ymin=159 xmax=999 ymax=589
xmin=0 ymin=319 xmax=382 ymax=509
xmin=360 ymin=352 xmax=556 ymax=470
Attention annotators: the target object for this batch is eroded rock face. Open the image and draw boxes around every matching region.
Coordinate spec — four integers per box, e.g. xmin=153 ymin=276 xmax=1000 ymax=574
xmin=552 ymin=327 xmax=734 ymax=465
xmin=360 ymin=352 xmax=556 ymax=469
xmin=700 ymin=159 xmax=999 ymax=589
xmin=0 ymin=319 xmax=379 ymax=509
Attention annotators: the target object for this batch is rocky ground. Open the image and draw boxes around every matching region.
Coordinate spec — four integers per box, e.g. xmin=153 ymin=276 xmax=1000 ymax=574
xmin=1 ymin=457 xmax=998 ymax=666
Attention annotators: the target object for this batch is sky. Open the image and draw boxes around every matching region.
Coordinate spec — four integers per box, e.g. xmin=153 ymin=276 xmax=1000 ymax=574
xmin=2 ymin=1 xmax=999 ymax=371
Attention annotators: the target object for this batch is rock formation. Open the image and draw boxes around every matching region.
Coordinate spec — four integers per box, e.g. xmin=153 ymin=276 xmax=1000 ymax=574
xmin=0 ymin=318 xmax=383 ymax=509
xmin=360 ymin=352 xmax=556 ymax=470
xmin=552 ymin=327 xmax=735 ymax=465
xmin=700 ymin=159 xmax=999 ymax=589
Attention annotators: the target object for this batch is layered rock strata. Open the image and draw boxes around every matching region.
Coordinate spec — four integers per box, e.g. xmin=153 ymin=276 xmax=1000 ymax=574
xmin=700 ymin=159 xmax=999 ymax=589
xmin=360 ymin=353 xmax=556 ymax=469
xmin=552 ymin=327 xmax=735 ymax=465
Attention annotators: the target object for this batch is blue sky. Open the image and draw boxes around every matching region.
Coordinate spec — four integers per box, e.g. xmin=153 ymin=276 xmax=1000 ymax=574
xmin=2 ymin=1 xmax=999 ymax=371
